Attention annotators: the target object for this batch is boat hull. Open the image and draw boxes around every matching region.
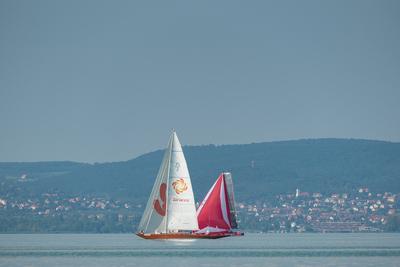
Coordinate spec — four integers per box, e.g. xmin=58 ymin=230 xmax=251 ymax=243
xmin=136 ymin=231 xmax=243 ymax=240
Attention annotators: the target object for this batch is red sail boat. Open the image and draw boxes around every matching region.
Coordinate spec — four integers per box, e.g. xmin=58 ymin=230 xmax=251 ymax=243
xmin=196 ymin=172 xmax=243 ymax=238
xmin=136 ymin=131 xmax=243 ymax=239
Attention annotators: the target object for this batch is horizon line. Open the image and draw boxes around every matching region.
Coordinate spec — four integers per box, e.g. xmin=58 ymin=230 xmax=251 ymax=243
xmin=1 ymin=137 xmax=399 ymax=165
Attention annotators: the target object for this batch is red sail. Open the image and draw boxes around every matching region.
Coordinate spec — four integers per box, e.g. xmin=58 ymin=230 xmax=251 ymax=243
xmin=197 ymin=174 xmax=231 ymax=230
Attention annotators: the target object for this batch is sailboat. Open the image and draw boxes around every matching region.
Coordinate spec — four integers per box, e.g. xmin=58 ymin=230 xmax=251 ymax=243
xmin=196 ymin=172 xmax=243 ymax=237
xmin=136 ymin=131 xmax=243 ymax=239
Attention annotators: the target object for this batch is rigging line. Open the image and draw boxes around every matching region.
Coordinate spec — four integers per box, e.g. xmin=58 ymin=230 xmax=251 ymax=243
xmin=164 ymin=133 xmax=173 ymax=233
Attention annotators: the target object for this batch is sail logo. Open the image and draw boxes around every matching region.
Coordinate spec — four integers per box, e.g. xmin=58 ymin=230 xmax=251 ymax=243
xmin=175 ymin=162 xmax=180 ymax=172
xmin=153 ymin=183 xmax=166 ymax=216
xmin=172 ymin=178 xmax=188 ymax=194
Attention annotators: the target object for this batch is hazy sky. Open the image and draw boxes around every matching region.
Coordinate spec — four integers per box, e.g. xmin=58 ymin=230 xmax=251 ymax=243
xmin=1 ymin=0 xmax=399 ymax=162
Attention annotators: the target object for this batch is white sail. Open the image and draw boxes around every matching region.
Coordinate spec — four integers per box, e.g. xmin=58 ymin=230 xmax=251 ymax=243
xmin=137 ymin=135 xmax=172 ymax=234
xmin=137 ymin=131 xmax=198 ymax=234
xmin=166 ymin=132 xmax=199 ymax=231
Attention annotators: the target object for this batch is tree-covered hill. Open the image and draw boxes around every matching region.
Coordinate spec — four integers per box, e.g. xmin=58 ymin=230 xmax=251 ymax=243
xmin=1 ymin=139 xmax=399 ymax=202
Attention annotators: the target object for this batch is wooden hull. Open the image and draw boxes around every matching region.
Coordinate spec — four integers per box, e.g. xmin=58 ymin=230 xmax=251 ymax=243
xmin=136 ymin=231 xmax=243 ymax=240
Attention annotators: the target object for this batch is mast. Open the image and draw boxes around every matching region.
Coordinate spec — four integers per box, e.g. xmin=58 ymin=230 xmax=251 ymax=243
xmin=164 ymin=130 xmax=173 ymax=233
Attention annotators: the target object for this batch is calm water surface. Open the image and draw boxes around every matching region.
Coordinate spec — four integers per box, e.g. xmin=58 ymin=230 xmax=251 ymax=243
xmin=1 ymin=233 xmax=400 ymax=267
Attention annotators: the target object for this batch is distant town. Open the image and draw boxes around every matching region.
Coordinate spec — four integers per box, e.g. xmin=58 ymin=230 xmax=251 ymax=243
xmin=238 ymin=188 xmax=398 ymax=233
xmin=1 ymin=183 xmax=399 ymax=233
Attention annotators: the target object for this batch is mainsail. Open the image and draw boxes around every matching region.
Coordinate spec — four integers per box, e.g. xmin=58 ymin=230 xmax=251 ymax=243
xmin=196 ymin=172 xmax=238 ymax=233
xmin=137 ymin=131 xmax=198 ymax=234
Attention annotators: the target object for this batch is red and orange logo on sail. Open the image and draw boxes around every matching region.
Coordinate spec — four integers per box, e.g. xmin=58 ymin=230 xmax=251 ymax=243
xmin=153 ymin=183 xmax=166 ymax=216
xmin=172 ymin=178 xmax=188 ymax=194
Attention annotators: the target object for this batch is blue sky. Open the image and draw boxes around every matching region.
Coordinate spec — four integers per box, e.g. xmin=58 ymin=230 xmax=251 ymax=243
xmin=1 ymin=0 xmax=399 ymax=162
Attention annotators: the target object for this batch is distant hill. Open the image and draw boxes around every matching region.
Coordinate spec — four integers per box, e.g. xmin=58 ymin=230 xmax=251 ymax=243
xmin=1 ymin=139 xmax=400 ymax=202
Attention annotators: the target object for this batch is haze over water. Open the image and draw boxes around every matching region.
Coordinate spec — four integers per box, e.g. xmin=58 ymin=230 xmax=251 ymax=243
xmin=1 ymin=233 xmax=400 ymax=267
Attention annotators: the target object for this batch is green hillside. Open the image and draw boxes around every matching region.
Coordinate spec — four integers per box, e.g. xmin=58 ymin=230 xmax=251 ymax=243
xmin=1 ymin=139 xmax=400 ymax=201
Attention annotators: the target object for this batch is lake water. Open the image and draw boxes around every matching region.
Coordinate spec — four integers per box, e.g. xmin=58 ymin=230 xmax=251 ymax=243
xmin=1 ymin=233 xmax=400 ymax=267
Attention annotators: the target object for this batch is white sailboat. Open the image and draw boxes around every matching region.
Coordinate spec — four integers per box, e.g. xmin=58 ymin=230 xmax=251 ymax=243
xmin=136 ymin=131 xmax=242 ymax=239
